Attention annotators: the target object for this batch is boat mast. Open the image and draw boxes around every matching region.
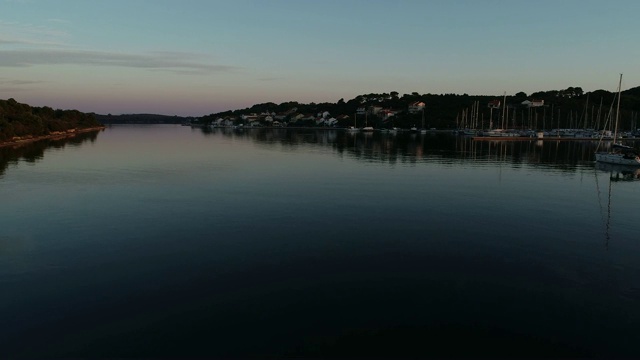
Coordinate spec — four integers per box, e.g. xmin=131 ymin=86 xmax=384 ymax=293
xmin=501 ymin=91 xmax=507 ymax=129
xmin=613 ymin=73 xmax=622 ymax=144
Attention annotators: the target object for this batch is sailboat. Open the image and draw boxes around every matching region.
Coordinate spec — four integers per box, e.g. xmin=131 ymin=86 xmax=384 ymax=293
xmin=595 ymin=74 xmax=640 ymax=166
xmin=347 ymin=112 xmax=359 ymax=132
xmin=361 ymin=112 xmax=374 ymax=132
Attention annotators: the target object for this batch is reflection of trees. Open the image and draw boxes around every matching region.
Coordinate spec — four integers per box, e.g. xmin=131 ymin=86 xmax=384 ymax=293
xmin=199 ymin=127 xmax=603 ymax=171
xmin=0 ymin=131 xmax=99 ymax=177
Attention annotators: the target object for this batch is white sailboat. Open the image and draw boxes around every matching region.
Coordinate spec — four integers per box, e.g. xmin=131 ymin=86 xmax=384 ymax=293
xmin=595 ymin=74 xmax=640 ymax=166
xmin=361 ymin=112 xmax=374 ymax=132
xmin=347 ymin=112 xmax=360 ymax=132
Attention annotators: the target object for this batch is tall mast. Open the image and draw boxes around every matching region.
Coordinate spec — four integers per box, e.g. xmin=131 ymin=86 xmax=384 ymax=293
xmin=613 ymin=73 xmax=622 ymax=144
xmin=501 ymin=91 xmax=507 ymax=129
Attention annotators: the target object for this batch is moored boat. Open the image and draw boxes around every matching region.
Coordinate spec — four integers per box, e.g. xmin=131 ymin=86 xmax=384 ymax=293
xmin=595 ymin=74 xmax=640 ymax=166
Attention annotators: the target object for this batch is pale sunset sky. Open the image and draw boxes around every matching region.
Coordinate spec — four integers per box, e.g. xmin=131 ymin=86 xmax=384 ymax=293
xmin=1 ymin=0 xmax=639 ymax=116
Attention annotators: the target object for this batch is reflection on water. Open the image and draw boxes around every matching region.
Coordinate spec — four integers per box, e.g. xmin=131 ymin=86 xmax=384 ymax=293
xmin=596 ymin=162 xmax=640 ymax=181
xmin=198 ymin=127 xmax=603 ymax=169
xmin=0 ymin=131 xmax=100 ymax=177
xmin=0 ymin=127 xmax=616 ymax=175
xmin=594 ymin=162 xmax=640 ymax=250
xmin=2 ymin=125 xmax=640 ymax=357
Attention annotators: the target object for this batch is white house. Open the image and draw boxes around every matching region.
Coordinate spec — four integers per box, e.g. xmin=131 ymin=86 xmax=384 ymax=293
xmin=317 ymin=111 xmax=331 ymax=119
xmin=324 ymin=117 xmax=338 ymax=127
xmin=521 ymin=99 xmax=544 ymax=108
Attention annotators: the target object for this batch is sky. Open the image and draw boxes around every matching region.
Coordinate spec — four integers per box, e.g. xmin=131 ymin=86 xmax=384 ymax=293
xmin=1 ymin=0 xmax=639 ymax=116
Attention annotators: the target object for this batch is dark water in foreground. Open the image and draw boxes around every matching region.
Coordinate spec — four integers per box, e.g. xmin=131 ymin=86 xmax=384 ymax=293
xmin=1 ymin=125 xmax=639 ymax=357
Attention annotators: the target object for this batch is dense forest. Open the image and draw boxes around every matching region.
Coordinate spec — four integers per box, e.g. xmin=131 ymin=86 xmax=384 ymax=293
xmin=0 ymin=98 xmax=103 ymax=142
xmin=201 ymin=86 xmax=640 ymax=130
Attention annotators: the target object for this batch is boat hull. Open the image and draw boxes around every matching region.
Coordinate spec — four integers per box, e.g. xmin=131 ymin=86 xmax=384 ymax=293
xmin=595 ymin=152 xmax=640 ymax=166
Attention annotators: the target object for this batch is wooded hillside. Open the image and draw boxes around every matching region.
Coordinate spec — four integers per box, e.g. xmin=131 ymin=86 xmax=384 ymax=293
xmin=0 ymin=98 xmax=102 ymax=142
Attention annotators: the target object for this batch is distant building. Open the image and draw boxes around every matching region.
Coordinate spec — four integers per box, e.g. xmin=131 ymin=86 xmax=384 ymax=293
xmin=521 ymin=99 xmax=544 ymax=108
xmin=369 ymin=105 xmax=383 ymax=115
xmin=408 ymin=101 xmax=425 ymax=114
xmin=289 ymin=113 xmax=304 ymax=123
xmin=241 ymin=113 xmax=258 ymax=121
xmin=380 ymin=109 xmax=397 ymax=120
xmin=274 ymin=113 xmax=288 ymax=121
xmin=317 ymin=111 xmax=331 ymax=119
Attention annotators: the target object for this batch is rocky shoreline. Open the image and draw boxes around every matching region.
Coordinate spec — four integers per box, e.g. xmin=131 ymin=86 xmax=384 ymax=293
xmin=0 ymin=126 xmax=106 ymax=148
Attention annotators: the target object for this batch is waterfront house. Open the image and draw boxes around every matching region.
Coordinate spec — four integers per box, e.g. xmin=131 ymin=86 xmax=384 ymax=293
xmin=242 ymin=114 xmax=259 ymax=122
xmin=408 ymin=101 xmax=426 ymax=114
xmin=521 ymin=99 xmax=544 ymax=108
xmin=369 ymin=105 xmax=383 ymax=115
xmin=380 ymin=109 xmax=397 ymax=121
xmin=317 ymin=111 xmax=331 ymax=119
xmin=325 ymin=117 xmax=338 ymax=127
xmin=290 ymin=113 xmax=304 ymax=122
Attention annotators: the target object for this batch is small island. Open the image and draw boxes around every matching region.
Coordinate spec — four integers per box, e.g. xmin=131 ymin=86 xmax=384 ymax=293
xmin=0 ymin=98 xmax=105 ymax=147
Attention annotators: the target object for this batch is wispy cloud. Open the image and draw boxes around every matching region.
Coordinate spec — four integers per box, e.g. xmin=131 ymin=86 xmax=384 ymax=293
xmin=0 ymin=20 xmax=70 ymax=47
xmin=0 ymin=36 xmax=67 ymax=47
xmin=0 ymin=49 xmax=239 ymax=74
xmin=0 ymin=78 xmax=45 ymax=86
xmin=0 ymin=77 xmax=46 ymax=93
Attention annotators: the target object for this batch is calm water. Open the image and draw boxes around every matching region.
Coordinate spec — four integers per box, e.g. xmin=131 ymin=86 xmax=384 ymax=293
xmin=1 ymin=125 xmax=639 ymax=357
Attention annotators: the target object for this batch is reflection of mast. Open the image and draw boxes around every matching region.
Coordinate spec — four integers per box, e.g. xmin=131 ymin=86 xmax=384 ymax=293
xmin=595 ymin=166 xmax=613 ymax=250
xmin=605 ymin=177 xmax=612 ymax=249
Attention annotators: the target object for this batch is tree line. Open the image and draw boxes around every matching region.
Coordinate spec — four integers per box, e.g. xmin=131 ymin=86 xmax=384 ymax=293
xmin=0 ymin=98 xmax=102 ymax=142
xmin=201 ymin=86 xmax=640 ymax=130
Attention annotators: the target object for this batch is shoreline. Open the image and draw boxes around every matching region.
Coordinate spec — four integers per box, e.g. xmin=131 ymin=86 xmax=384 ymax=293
xmin=471 ymin=136 xmax=640 ymax=142
xmin=0 ymin=126 xmax=106 ymax=148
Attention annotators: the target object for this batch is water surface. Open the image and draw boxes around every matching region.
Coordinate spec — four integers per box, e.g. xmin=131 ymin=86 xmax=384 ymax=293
xmin=1 ymin=125 xmax=639 ymax=356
